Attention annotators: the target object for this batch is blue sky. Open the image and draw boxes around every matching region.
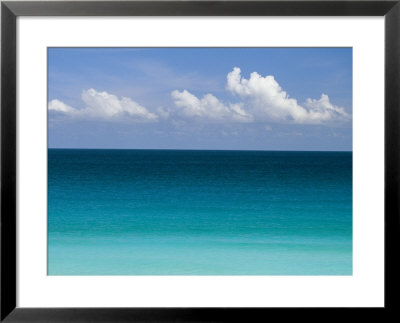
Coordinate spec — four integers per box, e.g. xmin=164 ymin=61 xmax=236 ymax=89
xmin=48 ymin=48 xmax=352 ymax=150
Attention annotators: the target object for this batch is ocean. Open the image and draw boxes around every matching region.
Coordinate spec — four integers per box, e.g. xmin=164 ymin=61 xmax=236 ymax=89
xmin=48 ymin=149 xmax=352 ymax=275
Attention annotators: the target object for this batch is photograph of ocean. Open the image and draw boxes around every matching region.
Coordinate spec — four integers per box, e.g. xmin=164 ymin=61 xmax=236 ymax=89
xmin=48 ymin=47 xmax=352 ymax=275
xmin=48 ymin=149 xmax=352 ymax=275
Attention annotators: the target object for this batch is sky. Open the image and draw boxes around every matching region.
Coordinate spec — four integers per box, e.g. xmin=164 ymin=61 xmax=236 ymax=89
xmin=48 ymin=48 xmax=352 ymax=151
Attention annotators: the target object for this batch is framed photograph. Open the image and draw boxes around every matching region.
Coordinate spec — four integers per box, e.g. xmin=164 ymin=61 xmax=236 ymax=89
xmin=1 ymin=0 xmax=399 ymax=321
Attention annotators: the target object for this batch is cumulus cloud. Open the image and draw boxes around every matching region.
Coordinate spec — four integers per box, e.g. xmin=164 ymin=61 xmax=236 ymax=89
xmin=50 ymin=69 xmax=350 ymax=127
xmin=171 ymin=89 xmax=253 ymax=123
xmin=226 ymin=67 xmax=350 ymax=124
xmin=303 ymin=94 xmax=349 ymax=123
xmin=48 ymin=99 xmax=76 ymax=114
xmin=48 ymin=89 xmax=158 ymax=122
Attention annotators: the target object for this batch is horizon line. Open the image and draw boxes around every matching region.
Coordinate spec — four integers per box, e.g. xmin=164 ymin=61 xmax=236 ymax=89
xmin=48 ymin=147 xmax=352 ymax=152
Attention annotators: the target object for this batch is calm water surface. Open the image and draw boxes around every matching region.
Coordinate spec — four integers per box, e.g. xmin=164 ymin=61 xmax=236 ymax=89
xmin=48 ymin=149 xmax=352 ymax=275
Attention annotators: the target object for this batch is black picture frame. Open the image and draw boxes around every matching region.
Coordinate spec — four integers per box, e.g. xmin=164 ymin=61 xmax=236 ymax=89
xmin=1 ymin=1 xmax=399 ymax=321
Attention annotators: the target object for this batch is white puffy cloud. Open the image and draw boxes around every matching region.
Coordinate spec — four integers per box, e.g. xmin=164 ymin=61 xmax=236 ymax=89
xmin=48 ymin=89 xmax=158 ymax=122
xmin=171 ymin=89 xmax=253 ymax=123
xmin=48 ymin=99 xmax=77 ymax=114
xmin=50 ymin=69 xmax=350 ymax=127
xmin=226 ymin=67 xmax=350 ymax=124
xmin=303 ymin=93 xmax=349 ymax=123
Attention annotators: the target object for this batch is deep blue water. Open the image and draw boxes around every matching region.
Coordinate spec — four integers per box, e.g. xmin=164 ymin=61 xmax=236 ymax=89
xmin=48 ymin=149 xmax=352 ymax=275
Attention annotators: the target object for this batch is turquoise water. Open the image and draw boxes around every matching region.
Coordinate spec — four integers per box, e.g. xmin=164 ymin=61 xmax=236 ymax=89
xmin=48 ymin=149 xmax=352 ymax=275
